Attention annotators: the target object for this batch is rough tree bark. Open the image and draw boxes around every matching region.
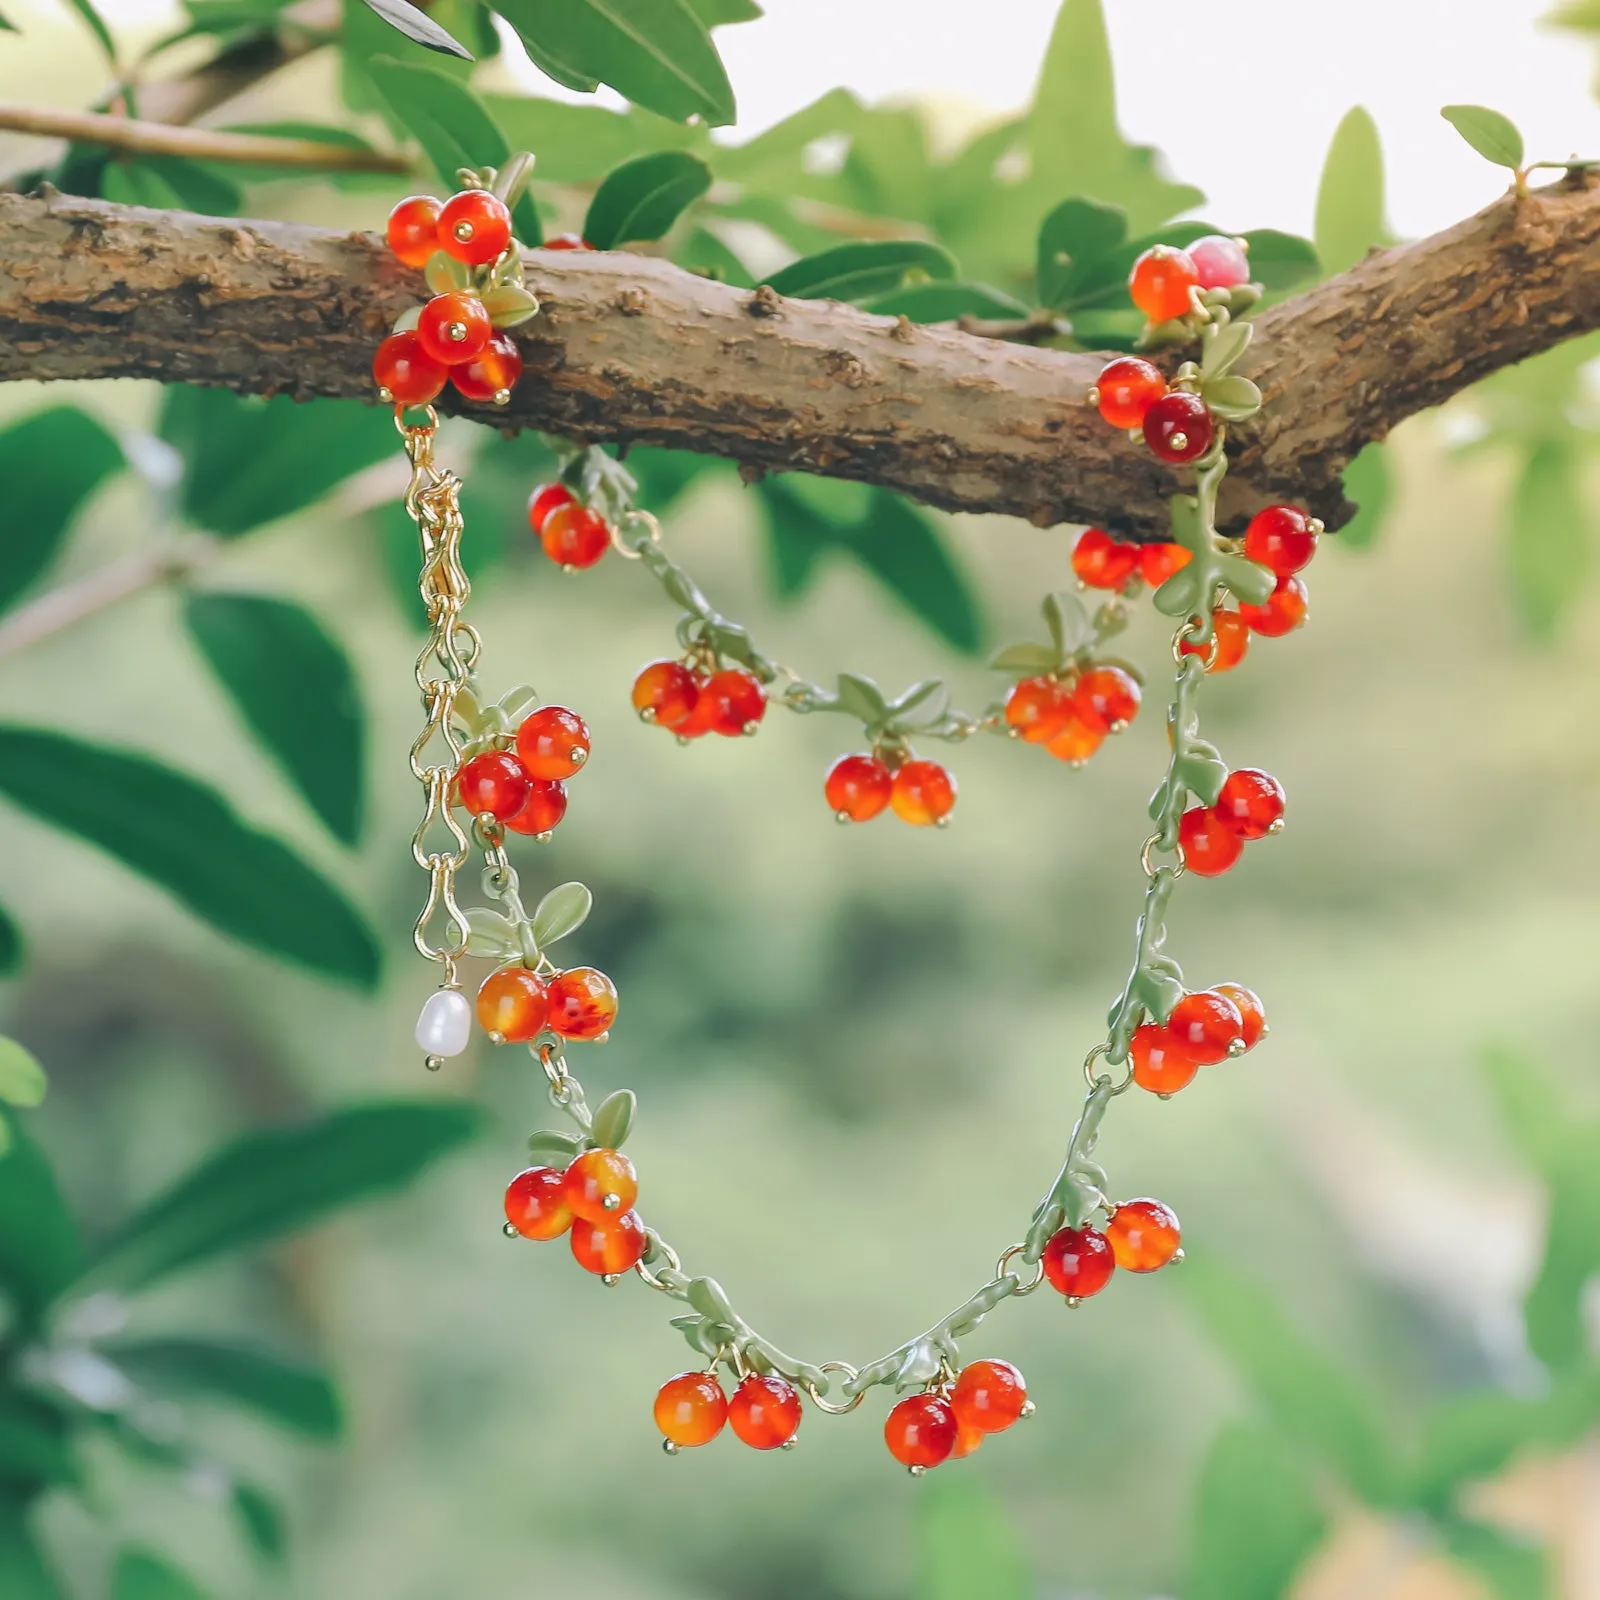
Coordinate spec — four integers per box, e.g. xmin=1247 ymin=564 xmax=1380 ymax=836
xmin=0 ymin=173 xmax=1595 ymax=540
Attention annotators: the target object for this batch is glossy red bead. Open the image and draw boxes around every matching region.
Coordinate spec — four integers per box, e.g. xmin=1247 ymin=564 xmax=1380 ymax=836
xmin=457 ymin=750 xmax=531 ymax=820
xmin=450 ymin=330 xmax=523 ymax=405
xmin=1130 ymin=1023 xmax=1199 ymax=1094
xmin=1004 ymin=676 xmax=1074 ymax=744
xmin=1095 ymin=356 xmax=1167 ymax=430
xmin=1189 ymin=234 xmax=1251 ymax=290
xmin=950 ymin=1360 xmax=1027 ymax=1434
xmin=570 ymin=1208 xmax=647 ymax=1276
xmin=505 ymin=779 xmax=567 ymax=837
xmin=1074 ymin=665 xmax=1141 ymax=732
xmin=541 ymin=502 xmax=610 ymax=569
xmin=673 ymin=677 xmax=720 ymax=740
xmin=516 ymin=706 xmax=591 ymax=780
xmin=951 ymin=1423 xmax=985 ymax=1459
xmin=1240 ymin=575 xmax=1309 ymax=637
xmin=825 ymin=754 xmax=893 ymax=822
xmin=416 ymin=291 xmax=491 ymax=366
xmin=1044 ymin=710 xmax=1105 ymax=766
xmin=696 ymin=669 xmax=766 ymax=736
xmin=1141 ymin=543 xmax=1192 ymax=587
xmin=1129 ymin=245 xmax=1200 ymax=324
xmin=437 ymin=188 xmax=513 ymax=266
xmin=1244 ymin=505 xmax=1317 ymax=576
xmin=546 ymin=967 xmax=618 ymax=1041
xmin=1042 ymin=1225 xmax=1116 ymax=1299
xmin=1168 ymin=989 xmax=1245 ymax=1066
xmin=385 ymin=194 xmax=443 ymax=268
xmin=564 ymin=1147 xmax=638 ymax=1223
xmin=632 ymin=660 xmax=700 ymax=732
xmin=1106 ymin=1198 xmax=1181 ymax=1272
xmin=890 ymin=760 xmax=956 ymax=826
xmin=1181 ymin=610 xmax=1250 ymax=674
xmin=1143 ymin=392 xmax=1215 ymax=464
xmin=527 ymin=483 xmax=575 ymax=532
xmin=1214 ymin=982 xmax=1266 ymax=1050
xmin=1072 ymin=527 xmax=1140 ymax=591
xmin=503 ymin=1166 xmax=573 ymax=1240
xmin=373 ymin=331 xmax=447 ymax=407
xmin=1216 ymin=768 xmax=1285 ymax=840
xmin=655 ymin=1372 xmax=728 ymax=1448
xmin=476 ymin=965 xmax=549 ymax=1042
xmin=1178 ymin=805 xmax=1244 ymax=876
xmin=728 ymin=1374 xmax=802 ymax=1450
xmin=885 ymin=1393 xmax=957 ymax=1468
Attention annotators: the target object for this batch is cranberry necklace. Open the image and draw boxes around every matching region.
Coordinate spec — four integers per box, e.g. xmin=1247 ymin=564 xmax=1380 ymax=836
xmin=377 ymin=163 xmax=1310 ymax=1473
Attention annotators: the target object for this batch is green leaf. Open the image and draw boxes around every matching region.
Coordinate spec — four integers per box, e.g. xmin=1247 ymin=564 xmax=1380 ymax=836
xmin=106 ymin=1339 xmax=343 ymax=1437
xmin=1036 ymin=196 xmax=1126 ymax=307
xmin=1048 ymin=220 xmax=1215 ymax=312
xmin=0 ymin=7 xmax=20 ymax=30
xmin=0 ymin=1501 xmax=63 ymax=1600
xmin=1441 ymin=105 xmax=1525 ymax=171
xmin=988 ymin=642 xmax=1061 ymax=674
xmin=135 ymin=155 xmax=241 ymax=216
xmin=1240 ymin=228 xmax=1321 ymax=290
xmin=0 ymin=1123 xmax=81 ymax=1322
xmin=757 ymin=479 xmax=829 ymax=597
xmin=100 ymin=161 xmax=184 ymax=209
xmin=685 ymin=0 xmax=759 ymax=21
xmin=590 ymin=1089 xmax=636 ymax=1150
xmin=834 ymin=673 xmax=889 ymax=724
xmin=0 ymin=406 xmax=124 ymax=616
xmin=0 ymin=1390 xmax=77 ymax=1490
xmin=1315 ymin=107 xmax=1388 ymax=276
xmin=915 ymin=1475 xmax=1029 ymax=1600
xmin=365 ymin=55 xmax=500 ymax=179
xmin=1201 ymin=375 xmax=1263 ymax=422
xmin=583 ymin=150 xmax=710 ymax=249
xmin=85 ymin=1101 xmax=484 ymax=1293
xmin=1187 ymin=1424 xmax=1325 ymax=1600
xmin=859 ymin=281 xmax=1029 ymax=323
xmin=232 ymin=1483 xmax=286 ymax=1562
xmin=526 ymin=1130 xmax=581 ymax=1164
xmin=1441 ymin=1516 xmax=1547 ymax=1600
xmin=763 ymin=240 xmax=958 ymax=303
xmin=358 ymin=0 xmax=472 ymax=58
xmin=1338 ymin=441 xmax=1392 ymax=549
xmin=113 ymin=1549 xmax=206 ymax=1600
xmin=0 ymin=903 xmax=19 ymax=975
xmin=844 ymin=494 xmax=983 ymax=655
xmin=160 ymin=388 xmax=396 ymax=539
xmin=183 ymin=594 xmax=365 ymax=846
xmin=1482 ymin=1046 xmax=1572 ymax=1177
xmin=1546 ymin=0 xmax=1600 ymax=27
xmin=1525 ymin=1169 xmax=1600 ymax=1369
xmin=530 ymin=881 xmax=592 ymax=947
xmin=674 ymin=225 xmax=754 ymax=287
xmin=491 ymin=0 xmax=737 ymax=125
xmin=0 ymin=727 xmax=380 ymax=987
xmin=1508 ymin=440 xmax=1587 ymax=640
xmin=0 ymin=1040 xmax=46 ymax=1110
xmin=60 ymin=0 xmax=115 ymax=62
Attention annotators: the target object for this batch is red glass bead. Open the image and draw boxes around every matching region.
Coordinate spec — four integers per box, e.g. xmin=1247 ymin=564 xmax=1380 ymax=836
xmin=633 ymin=660 xmax=700 ymax=732
xmin=564 ymin=1147 xmax=638 ymax=1223
xmin=951 ymin=1423 xmax=984 ymax=1459
xmin=1045 ymin=710 xmax=1105 ymax=766
xmin=1004 ymin=676 xmax=1074 ymax=744
xmin=890 ymin=760 xmax=956 ymax=826
xmin=674 ymin=676 xmax=719 ymax=740
xmin=541 ymin=502 xmax=610 ymax=570
xmin=1140 ymin=543 xmax=1192 ymax=588
xmin=694 ymin=668 xmax=766 ymax=737
xmin=825 ymin=754 xmax=893 ymax=822
xmin=1130 ymin=1023 xmax=1199 ymax=1094
xmin=1095 ymin=356 xmax=1167 ymax=430
xmin=1129 ymin=245 xmax=1200 ymax=324
xmin=1072 ymin=527 xmax=1140 ymax=591
xmin=516 ymin=706 xmax=591 ymax=780
xmin=436 ymin=188 xmax=513 ymax=267
xmin=505 ymin=779 xmax=567 ymax=837
xmin=450 ymin=330 xmax=523 ymax=405
xmin=1181 ymin=610 xmax=1250 ymax=674
xmin=885 ymin=1393 xmax=957 ymax=1469
xmin=1216 ymin=768 xmax=1285 ymax=840
xmin=1214 ymin=982 xmax=1266 ymax=1050
xmin=528 ymin=484 xmax=575 ymax=532
xmin=950 ymin=1360 xmax=1027 ymax=1434
xmin=1244 ymin=505 xmax=1317 ymax=576
xmin=457 ymin=749 xmax=531 ymax=820
xmin=1168 ymin=989 xmax=1245 ymax=1066
xmin=1178 ymin=805 xmax=1244 ymax=876
xmin=1042 ymin=1225 xmax=1115 ymax=1299
xmin=1143 ymin=392 xmax=1215 ymax=464
xmin=655 ymin=1372 xmax=728 ymax=1448
xmin=570 ymin=1208 xmax=647 ymax=1275
xmin=372 ymin=331 xmax=447 ymax=407
xmin=728 ymin=1374 xmax=802 ymax=1450
xmin=1074 ymin=665 xmax=1141 ymax=732
xmin=1189 ymin=234 xmax=1251 ymax=290
xmin=543 ymin=233 xmax=590 ymax=251
xmin=504 ymin=1166 xmax=573 ymax=1240
xmin=386 ymin=195 xmax=443 ymax=268
xmin=546 ymin=967 xmax=618 ymax=1041
xmin=417 ymin=291 xmax=491 ymax=366
xmin=1240 ymin=575 xmax=1308 ymax=637
xmin=1107 ymin=1198 xmax=1181 ymax=1272
xmin=476 ymin=965 xmax=549 ymax=1042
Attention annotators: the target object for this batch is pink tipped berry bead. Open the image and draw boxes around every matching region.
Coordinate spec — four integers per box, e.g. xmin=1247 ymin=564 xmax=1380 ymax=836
xmin=417 ymin=291 xmax=491 ymax=366
xmin=1094 ymin=356 xmax=1167 ymax=429
xmin=1004 ymin=676 xmax=1074 ymax=744
xmin=516 ymin=706 xmax=591 ymax=780
xmin=885 ymin=1393 xmax=957 ymax=1469
xmin=541 ymin=503 xmax=610 ymax=570
xmin=1130 ymin=1023 xmax=1198 ymax=1094
xmin=1129 ymin=245 xmax=1200 ymax=324
xmin=564 ymin=1148 xmax=638 ymax=1224
xmin=1240 ymin=575 xmax=1309 ymax=637
xmin=728 ymin=1374 xmax=802 ymax=1450
xmin=1188 ymin=234 xmax=1251 ymax=290
xmin=546 ymin=967 xmax=618 ymax=1041
xmin=456 ymin=750 xmax=531 ymax=820
xmin=1107 ymin=1198 xmax=1181 ymax=1272
xmin=633 ymin=660 xmax=700 ymax=732
xmin=1168 ymin=990 xmax=1245 ymax=1066
xmin=1244 ymin=505 xmax=1317 ymax=576
xmin=570 ymin=1208 xmax=647 ymax=1276
xmin=450 ymin=331 xmax=523 ymax=405
xmin=1216 ymin=768 xmax=1285 ymax=840
xmin=655 ymin=1373 xmax=728 ymax=1448
xmin=504 ymin=1166 xmax=573 ymax=1240
xmin=386 ymin=195 xmax=443 ymax=268
xmin=373 ymin=332 xmax=447 ymax=407
xmin=826 ymin=754 xmax=893 ymax=822
xmin=890 ymin=760 xmax=956 ymax=827
xmin=1214 ymin=983 xmax=1266 ymax=1049
xmin=1043 ymin=1225 xmax=1115 ymax=1300
xmin=1143 ymin=392 xmax=1215 ymax=464
xmin=437 ymin=188 xmax=512 ymax=266
xmin=950 ymin=1360 xmax=1028 ymax=1434
xmin=1074 ymin=666 xmax=1141 ymax=732
xmin=528 ymin=484 xmax=575 ymax=533
xmin=1072 ymin=528 xmax=1140 ymax=591
xmin=505 ymin=779 xmax=567 ymax=837
xmin=1178 ymin=805 xmax=1244 ymax=876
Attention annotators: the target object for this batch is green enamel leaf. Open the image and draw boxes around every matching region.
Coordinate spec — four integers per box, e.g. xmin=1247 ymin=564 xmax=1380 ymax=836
xmin=1218 ymin=553 xmax=1277 ymax=608
xmin=530 ymin=881 xmax=592 ymax=947
xmin=465 ymin=908 xmax=522 ymax=960
xmin=0 ymin=1039 xmax=46 ymax=1109
xmin=1315 ymin=106 xmax=1389 ymax=276
xmin=1043 ymin=590 xmax=1091 ymax=655
xmin=1508 ymin=440 xmax=1587 ymax=640
xmin=527 ymin=1129 xmax=582 ymax=1164
xmin=1441 ymin=104 xmax=1526 ymax=171
xmin=988 ymin=642 xmax=1060 ymax=674
xmin=590 ymin=1089 xmax=636 ymax=1150
xmin=1200 ymin=320 xmax=1252 ymax=378
xmin=763 ymin=240 xmax=958 ymax=303
xmin=1035 ymin=196 xmax=1127 ymax=307
xmin=835 ymin=673 xmax=889 ymax=724
xmin=1201 ymin=374 xmax=1263 ymax=422
xmin=107 ymin=1338 xmax=344 ymax=1437
xmin=583 ymin=150 xmax=711 ymax=249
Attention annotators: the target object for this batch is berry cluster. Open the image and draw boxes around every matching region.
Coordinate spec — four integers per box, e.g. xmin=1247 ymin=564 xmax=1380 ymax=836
xmin=1042 ymin=1198 xmax=1183 ymax=1306
xmin=1177 ymin=766 xmax=1285 ymax=877
xmin=505 ymin=1147 xmax=646 ymax=1278
xmin=455 ymin=703 xmax=593 ymax=837
xmin=528 ymin=483 xmax=614 ymax=571
xmin=477 ymin=961 xmax=618 ymax=1045
xmin=655 ymin=1367 xmax=804 ymax=1454
xmin=824 ymin=752 xmax=957 ymax=827
xmin=1002 ymin=661 xmax=1141 ymax=769
xmin=1130 ymin=983 xmax=1265 ymax=1095
xmin=633 ymin=658 xmax=768 ymax=741
xmin=885 ymin=1359 xmax=1031 ymax=1472
xmin=1071 ymin=527 xmax=1192 ymax=595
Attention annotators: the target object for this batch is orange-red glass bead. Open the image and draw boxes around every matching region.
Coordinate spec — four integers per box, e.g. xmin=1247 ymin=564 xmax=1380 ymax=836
xmin=951 ymin=1422 xmax=984 ymax=1459
xmin=416 ymin=291 xmax=491 ymax=366
xmin=1167 ymin=989 xmax=1244 ymax=1065
xmin=655 ymin=1372 xmax=728 ymax=1448
xmin=1129 ymin=245 xmax=1200 ymax=324
xmin=546 ymin=967 xmax=618 ymax=1041
xmin=1045 ymin=711 xmax=1105 ymax=766
xmin=890 ymin=759 xmax=956 ymax=826
xmin=450 ymin=330 xmax=522 ymax=405
xmin=1074 ymin=665 xmax=1141 ymax=732
xmin=1072 ymin=528 xmax=1140 ymax=591
xmin=516 ymin=706 xmax=591 ymax=779
xmin=437 ymin=188 xmax=512 ymax=267
xmin=569 ymin=1208 xmax=647 ymax=1275
xmin=826 ymin=753 xmax=893 ymax=822
xmin=504 ymin=1166 xmax=573 ymax=1240
xmin=528 ymin=483 xmax=575 ymax=532
xmin=950 ymin=1360 xmax=1027 ymax=1434
xmin=1143 ymin=391 xmax=1215 ymax=464
xmin=1214 ymin=982 xmax=1266 ymax=1049
xmin=385 ymin=194 xmax=442 ymax=268
xmin=505 ymin=779 xmax=567 ymax=837
xmin=1181 ymin=609 xmax=1250 ymax=674
xmin=1042 ymin=1224 xmax=1115 ymax=1299
xmin=1243 ymin=504 xmax=1317 ymax=576
xmin=457 ymin=750 xmax=531 ymax=820
xmin=373 ymin=331 xmax=447 ymax=408
xmin=1130 ymin=1022 xmax=1198 ymax=1094
xmin=728 ymin=1373 xmax=802 ymax=1450
xmin=1140 ymin=543 xmax=1192 ymax=587
xmin=1178 ymin=805 xmax=1243 ymax=876
xmin=563 ymin=1147 xmax=638 ymax=1223
xmin=885 ymin=1393 xmax=957 ymax=1469
xmin=1004 ymin=675 xmax=1074 ymax=744
xmin=1107 ymin=1198 xmax=1181 ymax=1272
xmin=542 ymin=502 xmax=610 ymax=570
xmin=1095 ymin=356 xmax=1167 ymax=430
xmin=697 ymin=668 xmax=766 ymax=736
xmin=1217 ymin=768 xmax=1285 ymax=840
xmin=476 ymin=965 xmax=549 ymax=1043
xmin=633 ymin=660 xmax=700 ymax=731
xmin=1240 ymin=575 xmax=1308 ymax=637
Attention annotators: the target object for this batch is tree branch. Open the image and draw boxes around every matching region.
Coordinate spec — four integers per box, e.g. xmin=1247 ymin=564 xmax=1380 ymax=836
xmin=0 ymin=174 xmax=1595 ymax=539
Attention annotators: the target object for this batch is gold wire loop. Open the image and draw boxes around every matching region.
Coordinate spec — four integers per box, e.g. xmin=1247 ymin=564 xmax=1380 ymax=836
xmin=995 ymin=1243 xmax=1045 ymax=1296
xmin=1083 ymin=1041 xmax=1135 ymax=1095
xmin=634 ymin=1239 xmax=683 ymax=1293
xmin=805 ymin=1361 xmax=866 ymax=1414
xmin=1171 ymin=616 xmax=1217 ymax=670
xmin=1141 ymin=833 xmax=1187 ymax=880
xmin=613 ymin=508 xmax=663 ymax=561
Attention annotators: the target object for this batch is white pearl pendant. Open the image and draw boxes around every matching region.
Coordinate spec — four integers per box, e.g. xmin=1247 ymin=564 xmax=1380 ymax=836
xmin=415 ymin=987 xmax=472 ymax=1058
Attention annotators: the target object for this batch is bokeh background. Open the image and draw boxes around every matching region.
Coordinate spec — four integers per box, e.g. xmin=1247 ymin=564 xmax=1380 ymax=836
xmin=3 ymin=2 xmax=1600 ymax=1597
